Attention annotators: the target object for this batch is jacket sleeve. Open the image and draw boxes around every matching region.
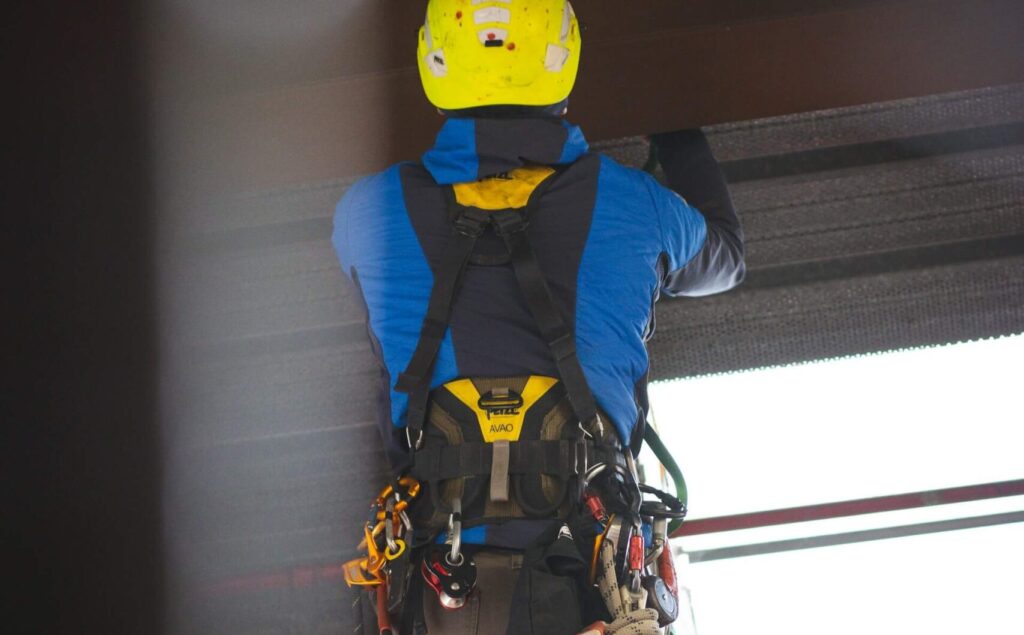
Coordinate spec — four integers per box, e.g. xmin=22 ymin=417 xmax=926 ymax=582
xmin=333 ymin=175 xmax=377 ymax=282
xmin=651 ymin=129 xmax=746 ymax=297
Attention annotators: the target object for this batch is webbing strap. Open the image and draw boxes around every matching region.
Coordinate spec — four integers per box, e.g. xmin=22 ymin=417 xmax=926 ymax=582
xmin=397 ymin=167 xmax=603 ymax=452
xmin=491 ymin=210 xmax=600 ymax=431
xmin=395 ymin=202 xmax=491 ymax=448
xmin=410 ymin=439 xmax=613 ymax=483
xmin=490 ymin=440 xmax=511 ymax=502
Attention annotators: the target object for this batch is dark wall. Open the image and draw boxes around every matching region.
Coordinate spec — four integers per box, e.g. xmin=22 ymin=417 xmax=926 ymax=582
xmin=8 ymin=2 xmax=162 ymax=634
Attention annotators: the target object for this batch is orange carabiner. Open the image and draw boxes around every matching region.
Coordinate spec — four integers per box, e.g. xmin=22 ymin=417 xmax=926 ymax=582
xmin=344 ymin=477 xmax=422 ymax=590
xmin=342 ymin=557 xmax=383 ymax=587
xmin=363 ymin=524 xmax=389 ymax=576
xmin=377 ymin=477 xmax=422 ymax=511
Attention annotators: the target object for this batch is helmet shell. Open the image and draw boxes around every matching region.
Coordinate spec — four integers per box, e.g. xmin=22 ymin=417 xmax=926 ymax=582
xmin=417 ymin=0 xmax=582 ymax=110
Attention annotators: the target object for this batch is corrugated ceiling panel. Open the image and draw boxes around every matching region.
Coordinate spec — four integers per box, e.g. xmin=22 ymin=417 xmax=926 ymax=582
xmin=651 ymin=255 xmax=1024 ymax=379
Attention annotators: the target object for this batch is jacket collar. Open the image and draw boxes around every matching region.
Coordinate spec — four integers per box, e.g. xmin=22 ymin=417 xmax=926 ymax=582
xmin=422 ymin=117 xmax=589 ymax=185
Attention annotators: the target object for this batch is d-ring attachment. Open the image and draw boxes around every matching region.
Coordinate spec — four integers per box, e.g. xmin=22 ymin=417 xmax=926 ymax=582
xmin=385 ymin=538 xmax=407 ymax=561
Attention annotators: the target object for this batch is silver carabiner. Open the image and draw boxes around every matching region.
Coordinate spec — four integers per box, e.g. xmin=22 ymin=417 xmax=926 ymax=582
xmin=579 ymin=461 xmax=607 ymax=491
xmin=446 ymin=498 xmax=463 ymax=566
xmin=406 ymin=427 xmax=424 ymax=451
xmin=624 ymin=452 xmax=644 ymax=516
xmin=385 ymin=498 xmax=399 ymax=553
xmin=578 ymin=413 xmax=605 ymax=441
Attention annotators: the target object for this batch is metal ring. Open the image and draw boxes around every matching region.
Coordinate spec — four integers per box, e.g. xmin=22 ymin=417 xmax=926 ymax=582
xmin=444 ymin=550 xmax=464 ymax=568
xmin=630 ymin=570 xmax=642 ymax=595
xmin=385 ymin=539 xmax=406 ymax=561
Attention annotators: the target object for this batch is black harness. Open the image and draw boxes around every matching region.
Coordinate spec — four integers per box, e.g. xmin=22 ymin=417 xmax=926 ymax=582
xmin=395 ymin=169 xmax=605 ymax=451
xmin=359 ymin=167 xmax=689 ymax=634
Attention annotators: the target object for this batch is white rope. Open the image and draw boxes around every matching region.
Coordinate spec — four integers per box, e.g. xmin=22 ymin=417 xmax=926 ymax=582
xmin=579 ymin=540 xmax=661 ymax=635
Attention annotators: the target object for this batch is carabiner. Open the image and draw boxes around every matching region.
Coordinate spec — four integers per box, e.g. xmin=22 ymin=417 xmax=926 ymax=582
xmin=364 ymin=524 xmax=388 ymax=576
xmin=446 ymin=498 xmax=463 ymax=566
xmin=377 ymin=477 xmax=422 ymax=517
xmin=384 ymin=499 xmax=399 ymax=553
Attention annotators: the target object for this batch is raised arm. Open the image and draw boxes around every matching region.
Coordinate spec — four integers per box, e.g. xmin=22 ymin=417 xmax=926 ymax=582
xmin=651 ymin=129 xmax=746 ymax=297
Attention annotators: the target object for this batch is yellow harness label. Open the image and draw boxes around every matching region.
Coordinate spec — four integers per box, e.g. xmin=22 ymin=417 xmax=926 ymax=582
xmin=445 ymin=376 xmax=559 ymax=442
xmin=452 ymin=166 xmax=556 ymax=210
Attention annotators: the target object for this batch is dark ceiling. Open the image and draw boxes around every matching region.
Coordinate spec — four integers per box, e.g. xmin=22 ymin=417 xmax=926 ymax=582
xmin=152 ymin=0 xmax=1024 ymax=191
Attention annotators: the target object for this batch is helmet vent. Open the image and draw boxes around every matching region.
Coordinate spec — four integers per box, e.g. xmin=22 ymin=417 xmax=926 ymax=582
xmin=544 ymin=44 xmax=570 ymax=72
xmin=425 ymin=49 xmax=448 ymax=77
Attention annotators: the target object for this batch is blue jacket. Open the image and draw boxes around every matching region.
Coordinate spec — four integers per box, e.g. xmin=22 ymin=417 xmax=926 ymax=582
xmin=334 ymin=118 xmax=744 ymax=463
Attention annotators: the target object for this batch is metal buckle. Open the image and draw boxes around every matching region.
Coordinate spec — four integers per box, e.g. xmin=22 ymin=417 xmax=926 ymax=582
xmin=406 ymin=427 xmax=424 ymax=451
xmin=492 ymin=210 xmax=528 ymax=237
xmin=454 ymin=211 xmax=488 ymax=238
xmin=577 ymin=414 xmax=604 ymax=441
xmin=574 ymin=438 xmax=590 ymax=476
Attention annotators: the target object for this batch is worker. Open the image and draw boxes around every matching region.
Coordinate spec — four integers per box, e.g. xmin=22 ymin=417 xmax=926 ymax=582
xmin=333 ymin=1 xmax=745 ymax=633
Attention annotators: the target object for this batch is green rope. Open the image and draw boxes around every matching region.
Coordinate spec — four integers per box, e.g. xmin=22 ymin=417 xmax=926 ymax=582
xmin=644 ymin=425 xmax=688 ymax=534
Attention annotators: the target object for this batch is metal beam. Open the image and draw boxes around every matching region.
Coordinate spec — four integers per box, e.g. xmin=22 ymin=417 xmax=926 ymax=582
xmin=674 ymin=479 xmax=1024 ymax=537
xmin=687 ymin=511 xmax=1024 ymax=562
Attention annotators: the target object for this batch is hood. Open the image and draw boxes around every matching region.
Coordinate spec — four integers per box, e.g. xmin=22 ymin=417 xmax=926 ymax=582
xmin=422 ymin=117 xmax=589 ymax=185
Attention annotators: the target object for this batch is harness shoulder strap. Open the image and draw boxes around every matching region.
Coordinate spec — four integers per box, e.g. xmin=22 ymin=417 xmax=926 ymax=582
xmin=490 ymin=208 xmax=601 ymax=435
xmin=395 ymin=193 xmax=490 ymax=449
xmin=397 ymin=166 xmax=605 ymax=451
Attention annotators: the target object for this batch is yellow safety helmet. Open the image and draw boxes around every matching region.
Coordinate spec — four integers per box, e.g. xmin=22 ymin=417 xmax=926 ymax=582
xmin=417 ymin=0 xmax=582 ymax=111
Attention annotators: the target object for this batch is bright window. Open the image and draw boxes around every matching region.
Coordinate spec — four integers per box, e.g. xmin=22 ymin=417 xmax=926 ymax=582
xmin=648 ymin=334 xmax=1024 ymax=635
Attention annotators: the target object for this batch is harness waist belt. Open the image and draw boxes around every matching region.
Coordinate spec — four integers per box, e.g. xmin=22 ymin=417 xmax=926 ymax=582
xmin=410 ymin=439 xmax=621 ymax=483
